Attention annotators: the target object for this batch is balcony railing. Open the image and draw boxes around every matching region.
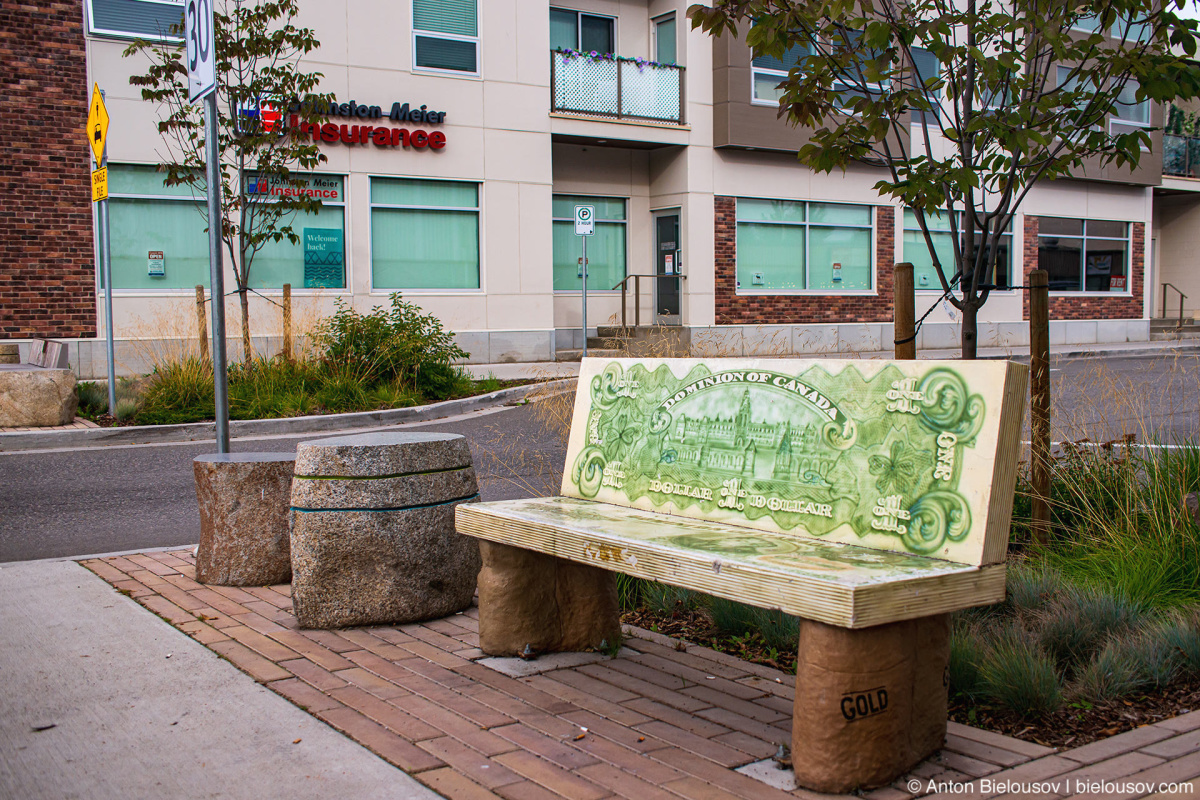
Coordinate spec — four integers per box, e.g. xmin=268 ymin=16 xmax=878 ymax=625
xmin=550 ymin=50 xmax=684 ymax=125
xmin=1164 ymin=133 xmax=1200 ymax=178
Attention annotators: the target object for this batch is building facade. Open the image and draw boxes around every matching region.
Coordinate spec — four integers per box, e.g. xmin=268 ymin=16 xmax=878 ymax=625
xmin=3 ymin=0 xmax=1195 ymax=375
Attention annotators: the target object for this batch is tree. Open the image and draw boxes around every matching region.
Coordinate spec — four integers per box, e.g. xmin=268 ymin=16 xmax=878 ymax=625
xmin=690 ymin=0 xmax=1200 ymax=358
xmin=126 ymin=0 xmax=328 ymax=361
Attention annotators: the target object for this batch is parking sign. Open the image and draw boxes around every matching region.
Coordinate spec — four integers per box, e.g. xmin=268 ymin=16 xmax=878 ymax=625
xmin=574 ymin=205 xmax=595 ymax=236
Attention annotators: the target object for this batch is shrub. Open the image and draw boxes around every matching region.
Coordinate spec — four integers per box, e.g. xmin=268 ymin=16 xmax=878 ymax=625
xmin=1160 ymin=613 xmax=1200 ymax=677
xmin=138 ymin=357 xmax=214 ymax=424
xmin=1037 ymin=585 xmax=1147 ymax=673
xmin=705 ymin=597 xmax=799 ymax=652
xmin=313 ymin=293 xmax=468 ymax=394
xmin=114 ymin=396 xmax=139 ymax=422
xmin=1069 ymin=638 xmax=1146 ymax=703
xmin=1004 ymin=562 xmax=1061 ymax=616
xmin=76 ymin=381 xmax=108 ymax=417
xmin=979 ymin=628 xmax=1063 ymax=716
xmin=949 ymin=619 xmax=991 ymax=701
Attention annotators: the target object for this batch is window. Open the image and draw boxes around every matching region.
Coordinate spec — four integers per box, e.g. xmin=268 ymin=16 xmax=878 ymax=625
xmin=751 ymin=44 xmax=808 ymax=103
xmin=550 ymin=8 xmax=615 ymax=53
xmin=655 ymin=14 xmax=676 ymax=64
xmin=371 ymin=179 xmax=479 ymax=290
xmin=1038 ymin=217 xmax=1130 ymax=292
xmin=106 ymin=165 xmax=208 ymax=290
xmin=244 ymin=174 xmax=347 ymax=289
xmin=1111 ymin=79 xmax=1150 ymax=136
xmin=413 ymin=0 xmax=478 ymax=74
xmin=87 ymin=0 xmax=183 ymax=40
xmin=105 ymin=165 xmax=347 ymax=291
xmin=735 ymin=199 xmax=873 ymax=292
xmin=903 ymin=210 xmax=1012 ymax=291
xmin=552 ymin=195 xmax=626 ymax=291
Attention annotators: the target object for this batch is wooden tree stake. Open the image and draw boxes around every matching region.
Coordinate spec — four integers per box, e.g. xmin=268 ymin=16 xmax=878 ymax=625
xmin=894 ymin=262 xmax=916 ymax=360
xmin=195 ymin=284 xmax=209 ymax=362
xmin=282 ymin=283 xmax=293 ymax=361
xmin=1029 ymin=269 xmax=1051 ymax=545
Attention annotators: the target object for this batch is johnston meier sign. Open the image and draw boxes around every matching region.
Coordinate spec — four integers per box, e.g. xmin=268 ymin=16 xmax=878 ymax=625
xmin=288 ymin=96 xmax=448 ymax=151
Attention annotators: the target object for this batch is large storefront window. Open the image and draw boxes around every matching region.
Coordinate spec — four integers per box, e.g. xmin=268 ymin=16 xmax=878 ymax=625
xmin=371 ymin=179 xmax=480 ymax=290
xmin=1038 ymin=217 xmax=1130 ymax=292
xmin=106 ymin=166 xmax=346 ymax=291
xmin=244 ymin=174 xmax=346 ymax=289
xmin=108 ymin=165 xmax=208 ymax=291
xmin=736 ymin=199 xmax=872 ymax=291
xmin=552 ymin=195 xmax=627 ymax=291
xmin=902 ymin=210 xmax=1012 ymax=290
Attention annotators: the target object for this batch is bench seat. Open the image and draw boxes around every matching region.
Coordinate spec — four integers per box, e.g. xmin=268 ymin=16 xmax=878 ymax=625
xmin=458 ymin=495 xmax=1005 ymax=628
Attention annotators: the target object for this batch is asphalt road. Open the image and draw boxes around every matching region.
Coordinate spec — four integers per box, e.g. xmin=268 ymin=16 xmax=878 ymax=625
xmin=1 ymin=352 xmax=1197 ymax=563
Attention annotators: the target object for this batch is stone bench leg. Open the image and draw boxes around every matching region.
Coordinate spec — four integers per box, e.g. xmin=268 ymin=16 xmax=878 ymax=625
xmin=476 ymin=540 xmax=621 ymax=657
xmin=792 ymin=613 xmax=951 ymax=794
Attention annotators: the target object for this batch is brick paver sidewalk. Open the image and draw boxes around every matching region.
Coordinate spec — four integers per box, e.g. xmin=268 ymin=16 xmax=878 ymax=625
xmin=82 ymin=550 xmax=1200 ymax=800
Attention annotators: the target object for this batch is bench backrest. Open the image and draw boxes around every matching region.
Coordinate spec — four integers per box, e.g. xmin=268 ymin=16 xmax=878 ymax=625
xmin=26 ymin=339 xmax=68 ymax=369
xmin=562 ymin=357 xmax=1028 ymax=566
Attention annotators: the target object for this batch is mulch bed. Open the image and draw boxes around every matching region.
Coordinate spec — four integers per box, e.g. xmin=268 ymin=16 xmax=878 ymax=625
xmin=622 ymin=605 xmax=1200 ymax=750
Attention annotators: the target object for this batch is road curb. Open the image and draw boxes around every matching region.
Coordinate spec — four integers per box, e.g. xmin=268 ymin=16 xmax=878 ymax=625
xmin=990 ymin=343 xmax=1200 ymax=361
xmin=0 ymin=378 xmax=576 ymax=453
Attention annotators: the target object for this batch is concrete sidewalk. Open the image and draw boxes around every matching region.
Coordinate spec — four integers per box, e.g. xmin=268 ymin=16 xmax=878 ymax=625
xmin=0 ymin=558 xmax=439 ymax=800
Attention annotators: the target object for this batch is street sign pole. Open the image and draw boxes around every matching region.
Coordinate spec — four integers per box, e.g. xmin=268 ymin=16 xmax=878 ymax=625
xmin=186 ymin=0 xmax=228 ymax=452
xmin=87 ymin=83 xmax=116 ymax=415
xmin=204 ymin=92 xmax=229 ymax=453
xmin=99 ymin=161 xmax=115 ymax=415
xmin=582 ymin=235 xmax=588 ymax=358
xmin=574 ymin=205 xmax=595 ymax=359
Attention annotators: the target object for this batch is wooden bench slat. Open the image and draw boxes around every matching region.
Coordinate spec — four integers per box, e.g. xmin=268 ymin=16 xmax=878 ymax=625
xmin=456 ymin=497 xmax=1006 ymax=628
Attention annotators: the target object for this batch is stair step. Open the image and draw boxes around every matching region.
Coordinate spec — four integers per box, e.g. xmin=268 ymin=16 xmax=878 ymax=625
xmin=554 ymin=348 xmax=624 ymax=362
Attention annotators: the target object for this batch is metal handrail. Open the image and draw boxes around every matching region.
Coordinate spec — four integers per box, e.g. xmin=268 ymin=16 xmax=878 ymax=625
xmin=612 ymin=273 xmax=686 ymax=330
xmin=1162 ymin=282 xmax=1188 ymax=329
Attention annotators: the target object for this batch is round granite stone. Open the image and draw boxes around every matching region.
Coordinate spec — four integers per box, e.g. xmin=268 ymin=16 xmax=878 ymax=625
xmin=289 ymin=466 xmax=478 ymax=510
xmin=293 ymin=432 xmax=472 ymax=478
xmin=291 ymin=500 xmax=481 ymax=628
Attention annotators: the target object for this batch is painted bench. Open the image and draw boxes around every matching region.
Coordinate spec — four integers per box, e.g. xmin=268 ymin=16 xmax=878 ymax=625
xmin=455 ymin=357 xmax=1028 ymax=793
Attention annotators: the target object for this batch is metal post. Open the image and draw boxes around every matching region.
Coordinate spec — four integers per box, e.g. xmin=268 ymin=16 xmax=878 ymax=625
xmin=621 ymin=279 xmax=627 ymax=332
xmin=1029 ymin=269 xmax=1051 ymax=546
xmin=581 ymin=235 xmax=588 ymax=358
xmin=98 ymin=185 xmax=116 ymax=415
xmin=635 ymin=275 xmax=641 ymax=328
xmin=204 ymin=92 xmax=230 ymax=453
xmin=894 ymin=262 xmax=916 ymax=360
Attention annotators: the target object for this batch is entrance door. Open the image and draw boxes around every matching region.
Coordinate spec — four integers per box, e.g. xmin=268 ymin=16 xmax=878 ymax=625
xmin=655 ymin=212 xmax=681 ymax=324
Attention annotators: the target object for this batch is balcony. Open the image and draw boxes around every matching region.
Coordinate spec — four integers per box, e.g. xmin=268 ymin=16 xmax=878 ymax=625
xmin=1164 ymin=134 xmax=1200 ymax=179
xmin=550 ymin=50 xmax=685 ymax=125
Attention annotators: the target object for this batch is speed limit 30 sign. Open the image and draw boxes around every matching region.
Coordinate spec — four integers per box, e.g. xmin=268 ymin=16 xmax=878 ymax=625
xmin=186 ymin=0 xmax=216 ymax=104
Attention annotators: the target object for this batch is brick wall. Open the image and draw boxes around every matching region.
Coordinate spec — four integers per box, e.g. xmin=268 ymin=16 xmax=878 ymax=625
xmin=1022 ymin=216 xmax=1145 ymax=320
xmin=714 ymin=196 xmax=896 ymax=324
xmin=0 ymin=2 xmax=96 ymax=338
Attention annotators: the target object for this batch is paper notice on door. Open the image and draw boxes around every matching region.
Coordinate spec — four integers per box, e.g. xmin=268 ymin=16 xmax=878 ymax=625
xmin=664 ymin=254 xmax=674 ymax=275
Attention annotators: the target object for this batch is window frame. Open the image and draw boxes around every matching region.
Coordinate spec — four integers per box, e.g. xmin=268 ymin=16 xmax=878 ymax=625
xmin=734 ymin=197 xmax=877 ymax=295
xmin=653 ymin=12 xmax=677 ymax=65
xmin=412 ymin=0 xmax=481 ymax=78
xmin=549 ymin=7 xmax=617 ymax=54
xmin=1037 ymin=216 xmax=1133 ymax=296
xmin=85 ymin=0 xmax=184 ymax=42
xmin=242 ymin=173 xmax=350 ymax=292
xmin=368 ymin=176 xmax=483 ymax=295
xmin=551 ymin=194 xmax=628 ymax=293
xmin=102 ymin=164 xmax=351 ymax=295
xmin=902 ymin=210 xmax=1015 ymax=293
xmin=750 ymin=41 xmax=888 ymax=111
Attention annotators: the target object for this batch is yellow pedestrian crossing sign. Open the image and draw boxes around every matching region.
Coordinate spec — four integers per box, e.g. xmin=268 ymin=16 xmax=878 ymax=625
xmin=87 ymin=84 xmax=109 ymax=163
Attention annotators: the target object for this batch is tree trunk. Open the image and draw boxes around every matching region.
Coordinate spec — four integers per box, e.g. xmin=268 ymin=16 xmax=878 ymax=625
xmin=238 ymin=287 xmax=252 ymax=363
xmin=961 ymin=302 xmax=978 ymax=360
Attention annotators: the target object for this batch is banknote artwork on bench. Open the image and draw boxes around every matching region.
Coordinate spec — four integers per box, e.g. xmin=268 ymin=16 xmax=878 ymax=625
xmin=563 ymin=358 xmax=1025 ymax=566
